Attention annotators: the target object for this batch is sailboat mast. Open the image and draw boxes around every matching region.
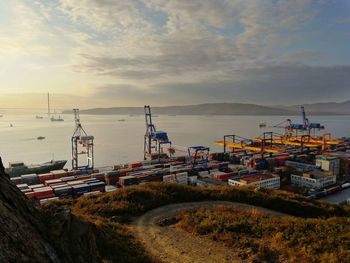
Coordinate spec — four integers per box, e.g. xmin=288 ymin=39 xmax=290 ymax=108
xmin=47 ymin=92 xmax=50 ymax=117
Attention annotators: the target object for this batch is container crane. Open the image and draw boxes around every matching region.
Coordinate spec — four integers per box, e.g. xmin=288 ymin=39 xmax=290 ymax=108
xmin=71 ymin=109 xmax=94 ymax=171
xmin=144 ymin=105 xmax=172 ymax=162
xmin=188 ymin=146 xmax=210 ymax=171
xmin=215 ymin=134 xmax=286 ymax=156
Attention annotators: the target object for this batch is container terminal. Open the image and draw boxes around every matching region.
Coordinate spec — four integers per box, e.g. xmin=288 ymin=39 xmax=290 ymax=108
xmin=8 ymin=106 xmax=350 ymax=205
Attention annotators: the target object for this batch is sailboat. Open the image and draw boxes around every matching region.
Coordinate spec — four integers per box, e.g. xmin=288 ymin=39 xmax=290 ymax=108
xmin=48 ymin=93 xmax=64 ymax=122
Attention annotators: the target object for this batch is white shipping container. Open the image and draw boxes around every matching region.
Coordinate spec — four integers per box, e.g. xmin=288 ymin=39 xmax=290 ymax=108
xmin=188 ymin=176 xmax=198 ymax=183
xmin=163 ymin=174 xmax=176 ymax=182
xmin=175 ymin=172 xmax=188 ymax=185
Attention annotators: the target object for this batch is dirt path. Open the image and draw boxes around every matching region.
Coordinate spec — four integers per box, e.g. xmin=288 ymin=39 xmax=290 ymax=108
xmin=132 ymin=201 xmax=287 ymax=263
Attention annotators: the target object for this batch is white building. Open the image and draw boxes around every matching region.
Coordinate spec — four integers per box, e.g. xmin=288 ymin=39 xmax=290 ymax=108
xmin=291 ymin=172 xmax=336 ymax=189
xmin=316 ymin=156 xmax=340 ymax=176
xmin=228 ymin=174 xmax=280 ymax=189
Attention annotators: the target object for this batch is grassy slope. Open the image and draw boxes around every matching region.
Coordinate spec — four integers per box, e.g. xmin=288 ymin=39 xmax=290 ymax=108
xmin=47 ymin=183 xmax=350 ymax=262
xmin=177 ymin=207 xmax=350 ymax=262
xmin=68 ymin=183 xmax=349 ymax=218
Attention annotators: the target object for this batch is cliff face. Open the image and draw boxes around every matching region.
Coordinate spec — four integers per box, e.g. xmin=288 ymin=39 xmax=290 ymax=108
xmin=0 ymin=166 xmax=59 ymax=263
xmin=0 ymin=158 xmax=100 ymax=263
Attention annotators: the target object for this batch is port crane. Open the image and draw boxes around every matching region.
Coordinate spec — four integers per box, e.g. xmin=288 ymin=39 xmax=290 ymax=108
xmin=188 ymin=146 xmax=210 ymax=171
xmin=215 ymin=134 xmax=286 ymax=156
xmin=273 ymin=106 xmax=325 ymax=137
xmin=144 ymin=105 xmax=172 ymax=162
xmin=71 ymin=109 xmax=94 ymax=171
xmin=269 ymin=107 xmax=341 ymax=150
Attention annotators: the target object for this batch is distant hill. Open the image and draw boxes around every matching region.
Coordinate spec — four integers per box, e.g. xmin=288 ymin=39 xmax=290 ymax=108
xmin=63 ymin=101 xmax=350 ymax=115
xmin=64 ymin=103 xmax=296 ymax=115
xmin=275 ymin=100 xmax=350 ymax=115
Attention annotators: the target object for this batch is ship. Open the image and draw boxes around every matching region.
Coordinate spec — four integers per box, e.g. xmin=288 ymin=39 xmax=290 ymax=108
xmin=50 ymin=115 xmax=64 ymax=122
xmin=6 ymin=160 xmax=67 ymax=178
xmin=259 ymin=122 xmax=267 ymax=128
xmin=48 ymin=92 xmax=64 ymax=122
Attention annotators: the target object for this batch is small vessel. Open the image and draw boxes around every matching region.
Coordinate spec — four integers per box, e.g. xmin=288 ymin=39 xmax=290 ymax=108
xmin=6 ymin=160 xmax=67 ymax=178
xmin=10 ymin=124 xmax=13 ymax=127
xmin=50 ymin=115 xmax=64 ymax=122
xmin=37 ymin=136 xmax=45 ymax=140
xmin=259 ymin=122 xmax=267 ymax=128
xmin=36 ymin=115 xmax=44 ymax=119
xmin=118 ymin=119 xmax=126 ymax=122
xmin=48 ymin=93 xmax=64 ymax=121
xmin=0 ymin=114 xmax=3 ymax=117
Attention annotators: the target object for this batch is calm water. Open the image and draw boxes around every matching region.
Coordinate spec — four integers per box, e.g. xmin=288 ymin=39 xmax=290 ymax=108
xmin=0 ymin=114 xmax=349 ymax=168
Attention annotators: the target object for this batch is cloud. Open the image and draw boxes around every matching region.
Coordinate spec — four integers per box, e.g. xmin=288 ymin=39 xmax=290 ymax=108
xmin=59 ymin=0 xmax=150 ymax=31
xmin=68 ymin=0 xmax=320 ymax=83
xmin=1 ymin=0 xmax=349 ymax=106
xmin=92 ymin=65 xmax=350 ymax=105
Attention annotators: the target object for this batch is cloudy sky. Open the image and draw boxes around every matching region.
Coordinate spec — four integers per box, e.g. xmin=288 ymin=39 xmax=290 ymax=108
xmin=0 ymin=0 xmax=349 ymax=109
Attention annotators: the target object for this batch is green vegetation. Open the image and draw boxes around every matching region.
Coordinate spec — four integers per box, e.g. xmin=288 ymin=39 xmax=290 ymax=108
xmin=177 ymin=207 xmax=350 ymax=262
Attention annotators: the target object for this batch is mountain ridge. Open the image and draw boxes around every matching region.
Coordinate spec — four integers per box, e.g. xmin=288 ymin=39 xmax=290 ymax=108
xmin=63 ymin=101 xmax=350 ymax=115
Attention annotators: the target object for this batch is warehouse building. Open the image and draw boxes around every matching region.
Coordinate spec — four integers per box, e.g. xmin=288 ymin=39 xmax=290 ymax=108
xmin=291 ymin=171 xmax=336 ymax=189
xmin=228 ymin=174 xmax=280 ymax=189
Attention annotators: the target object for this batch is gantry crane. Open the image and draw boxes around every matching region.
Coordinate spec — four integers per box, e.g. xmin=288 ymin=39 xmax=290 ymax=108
xmin=144 ymin=105 xmax=172 ymax=161
xmin=188 ymin=146 xmax=210 ymax=171
xmin=273 ymin=106 xmax=325 ymax=137
xmin=215 ymin=134 xmax=286 ymax=156
xmin=71 ymin=109 xmax=94 ymax=171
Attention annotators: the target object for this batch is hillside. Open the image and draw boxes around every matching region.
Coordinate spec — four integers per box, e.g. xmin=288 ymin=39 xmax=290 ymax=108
xmin=64 ymin=103 xmax=295 ymax=116
xmin=0 ymin=158 xmax=153 ymax=263
xmin=276 ymin=100 xmax=350 ymax=114
xmin=63 ymin=102 xmax=350 ymax=116
xmin=2 ymin=165 xmax=350 ymax=262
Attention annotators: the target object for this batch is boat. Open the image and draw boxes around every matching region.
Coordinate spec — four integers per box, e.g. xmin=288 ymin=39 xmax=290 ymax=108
xmin=36 ymin=115 xmax=43 ymax=119
xmin=259 ymin=122 xmax=267 ymax=128
xmin=37 ymin=136 xmax=45 ymax=140
xmin=50 ymin=115 xmax=64 ymax=122
xmin=0 ymin=114 xmax=3 ymax=117
xmin=48 ymin=93 xmax=64 ymax=121
xmin=5 ymin=160 xmax=67 ymax=178
xmin=118 ymin=119 xmax=126 ymax=122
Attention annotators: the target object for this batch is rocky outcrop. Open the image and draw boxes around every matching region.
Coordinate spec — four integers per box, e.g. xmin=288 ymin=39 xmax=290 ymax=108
xmin=0 ymin=157 xmax=100 ymax=263
xmin=0 ymin=158 xmax=60 ymax=263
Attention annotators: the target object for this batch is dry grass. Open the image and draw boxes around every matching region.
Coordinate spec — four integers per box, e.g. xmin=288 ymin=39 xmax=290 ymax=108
xmin=44 ymin=183 xmax=350 ymax=262
xmin=177 ymin=206 xmax=350 ymax=262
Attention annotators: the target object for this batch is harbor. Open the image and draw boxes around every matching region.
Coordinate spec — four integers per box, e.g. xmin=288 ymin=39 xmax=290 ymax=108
xmin=3 ymin=106 xmax=350 ymax=205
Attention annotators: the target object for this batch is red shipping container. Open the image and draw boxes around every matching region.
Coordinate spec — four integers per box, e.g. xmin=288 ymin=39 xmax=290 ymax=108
xmin=34 ymin=188 xmax=54 ymax=199
xmin=209 ymin=163 xmax=220 ymax=169
xmin=25 ymin=192 xmax=36 ymax=199
xmin=71 ymin=170 xmax=81 ymax=176
xmin=131 ymin=162 xmax=142 ymax=169
xmin=44 ymin=179 xmax=62 ymax=186
xmin=36 ymin=194 xmax=55 ymax=200
xmin=38 ymin=173 xmax=54 ymax=183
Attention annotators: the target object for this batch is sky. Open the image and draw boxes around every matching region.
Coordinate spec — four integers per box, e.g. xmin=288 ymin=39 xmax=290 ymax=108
xmin=0 ymin=0 xmax=349 ymax=110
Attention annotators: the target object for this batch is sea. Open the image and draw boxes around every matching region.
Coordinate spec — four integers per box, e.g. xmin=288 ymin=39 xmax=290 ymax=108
xmin=0 ymin=114 xmax=349 ymax=169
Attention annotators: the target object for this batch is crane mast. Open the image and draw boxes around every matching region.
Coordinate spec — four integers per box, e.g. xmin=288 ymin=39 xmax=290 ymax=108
xmin=143 ymin=105 xmax=172 ymax=162
xmin=71 ymin=109 xmax=94 ymax=171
